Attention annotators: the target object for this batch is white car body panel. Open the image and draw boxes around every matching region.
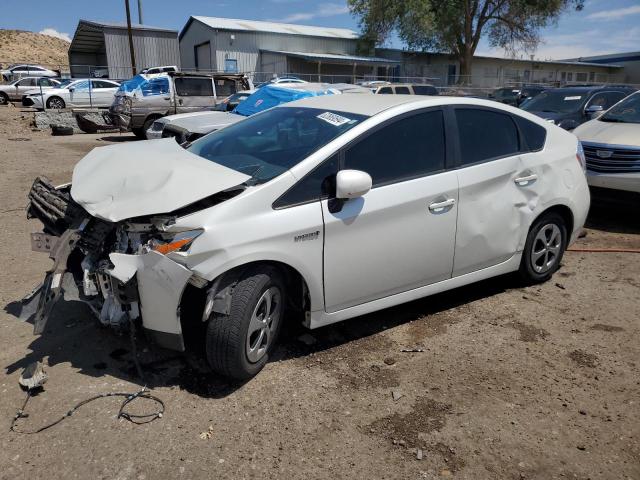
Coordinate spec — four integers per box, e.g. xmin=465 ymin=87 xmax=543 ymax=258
xmin=25 ymin=79 xmax=120 ymax=109
xmin=71 ymin=138 xmax=250 ymax=222
xmin=47 ymin=95 xmax=589 ymax=346
xmin=574 ymin=113 xmax=640 ymax=193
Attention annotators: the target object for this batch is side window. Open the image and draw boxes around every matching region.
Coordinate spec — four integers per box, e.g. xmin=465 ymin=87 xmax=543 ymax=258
xmin=455 ymin=108 xmax=519 ymax=165
xmin=18 ymin=78 xmax=36 ymax=87
xmin=38 ymin=78 xmax=53 ymax=87
xmin=514 ymin=116 xmax=546 ymax=152
xmin=175 ymin=78 xmax=214 ymax=96
xmin=395 ymin=86 xmax=411 ymax=94
xmin=413 ymin=85 xmax=438 ymax=96
xmin=344 ymin=110 xmax=446 ymax=187
xmin=74 ymin=80 xmax=90 ymax=91
xmin=378 ymin=87 xmax=393 ymax=95
xmin=601 ymin=92 xmax=626 ymax=109
xmin=215 ymin=79 xmax=237 ymax=97
xmin=273 ymin=155 xmax=339 ymax=209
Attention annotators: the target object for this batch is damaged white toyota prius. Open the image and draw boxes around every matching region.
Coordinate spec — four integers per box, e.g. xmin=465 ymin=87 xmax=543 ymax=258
xmin=26 ymin=95 xmax=590 ymax=379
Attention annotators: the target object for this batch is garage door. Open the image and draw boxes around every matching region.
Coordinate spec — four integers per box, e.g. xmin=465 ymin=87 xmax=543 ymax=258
xmin=195 ymin=42 xmax=211 ymax=72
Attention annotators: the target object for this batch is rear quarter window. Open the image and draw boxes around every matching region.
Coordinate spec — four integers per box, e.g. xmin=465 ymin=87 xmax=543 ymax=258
xmin=514 ymin=116 xmax=547 ymax=152
xmin=175 ymin=78 xmax=214 ymax=96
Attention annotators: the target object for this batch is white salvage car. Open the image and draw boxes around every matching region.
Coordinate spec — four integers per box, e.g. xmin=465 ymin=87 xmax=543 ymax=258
xmin=24 ymin=78 xmax=120 ymax=109
xmin=27 ymin=95 xmax=590 ymax=379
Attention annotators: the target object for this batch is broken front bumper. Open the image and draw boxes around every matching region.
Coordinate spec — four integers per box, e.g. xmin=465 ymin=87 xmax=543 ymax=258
xmin=26 ymin=177 xmax=193 ymax=351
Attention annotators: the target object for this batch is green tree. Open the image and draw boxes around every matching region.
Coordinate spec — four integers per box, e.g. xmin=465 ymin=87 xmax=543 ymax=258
xmin=348 ymin=0 xmax=584 ymax=82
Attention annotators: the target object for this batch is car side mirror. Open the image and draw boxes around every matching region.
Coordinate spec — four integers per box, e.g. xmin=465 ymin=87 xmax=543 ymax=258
xmin=335 ymin=169 xmax=372 ymax=199
xmin=68 ymin=87 xmax=75 ymax=92
xmin=585 ymin=104 xmax=604 ymax=118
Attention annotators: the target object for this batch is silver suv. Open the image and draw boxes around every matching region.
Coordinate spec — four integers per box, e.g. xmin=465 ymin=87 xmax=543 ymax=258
xmin=109 ymin=72 xmax=252 ymax=139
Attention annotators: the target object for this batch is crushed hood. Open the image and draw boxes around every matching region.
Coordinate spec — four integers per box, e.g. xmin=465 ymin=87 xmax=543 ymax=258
xmin=71 ymin=138 xmax=250 ymax=222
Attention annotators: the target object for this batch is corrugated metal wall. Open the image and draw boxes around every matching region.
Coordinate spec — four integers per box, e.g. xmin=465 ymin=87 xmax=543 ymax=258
xmin=180 ymin=19 xmax=356 ymax=74
xmin=104 ymin=29 xmax=180 ymax=79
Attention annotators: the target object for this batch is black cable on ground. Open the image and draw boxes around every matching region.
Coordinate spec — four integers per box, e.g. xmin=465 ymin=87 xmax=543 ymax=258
xmin=9 ymin=315 xmax=164 ymax=433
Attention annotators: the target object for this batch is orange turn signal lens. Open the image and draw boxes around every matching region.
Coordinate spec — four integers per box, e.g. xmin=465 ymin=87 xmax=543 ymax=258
xmin=152 ymin=238 xmax=193 ymax=255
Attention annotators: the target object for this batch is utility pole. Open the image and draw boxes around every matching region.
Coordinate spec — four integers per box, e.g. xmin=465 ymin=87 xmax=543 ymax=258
xmin=137 ymin=0 xmax=143 ymax=24
xmin=125 ymin=0 xmax=137 ymax=76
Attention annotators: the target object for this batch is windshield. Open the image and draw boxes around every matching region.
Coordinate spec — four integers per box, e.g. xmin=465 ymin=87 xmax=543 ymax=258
xmin=188 ymin=107 xmax=367 ymax=185
xmin=600 ymin=92 xmax=640 ymax=124
xmin=522 ymin=90 xmax=587 ymax=113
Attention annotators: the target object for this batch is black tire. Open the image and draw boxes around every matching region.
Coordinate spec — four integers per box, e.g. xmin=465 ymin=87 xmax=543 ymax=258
xmin=46 ymin=96 xmax=65 ymax=109
xmin=205 ymin=267 xmax=286 ymax=380
xmin=131 ymin=127 xmax=146 ymax=139
xmin=0 ymin=92 xmax=8 ymax=105
xmin=51 ymin=124 xmax=74 ymax=136
xmin=519 ymin=212 xmax=567 ymax=284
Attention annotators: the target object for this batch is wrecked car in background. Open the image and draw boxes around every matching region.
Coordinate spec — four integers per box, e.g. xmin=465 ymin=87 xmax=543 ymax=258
xmin=151 ymin=82 xmax=372 ymax=143
xmin=109 ymin=71 xmax=252 ymax=139
xmin=26 ymin=95 xmax=589 ymax=380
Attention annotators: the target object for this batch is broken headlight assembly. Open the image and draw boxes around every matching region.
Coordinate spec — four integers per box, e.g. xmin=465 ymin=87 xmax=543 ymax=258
xmin=144 ymin=229 xmax=203 ymax=255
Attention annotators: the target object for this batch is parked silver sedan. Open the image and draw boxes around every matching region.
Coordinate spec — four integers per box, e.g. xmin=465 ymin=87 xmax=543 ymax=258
xmin=0 ymin=64 xmax=58 ymax=82
xmin=0 ymin=77 xmax=60 ymax=104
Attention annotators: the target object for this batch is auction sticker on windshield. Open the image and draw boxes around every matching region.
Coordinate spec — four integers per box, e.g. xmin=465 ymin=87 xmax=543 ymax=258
xmin=564 ymin=96 xmax=582 ymax=101
xmin=317 ymin=111 xmax=352 ymax=126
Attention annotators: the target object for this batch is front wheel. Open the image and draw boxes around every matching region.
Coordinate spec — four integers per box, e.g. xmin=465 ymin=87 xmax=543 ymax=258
xmin=205 ymin=267 xmax=285 ymax=380
xmin=519 ymin=212 xmax=567 ymax=284
xmin=46 ymin=96 xmax=66 ymax=109
xmin=0 ymin=92 xmax=8 ymax=105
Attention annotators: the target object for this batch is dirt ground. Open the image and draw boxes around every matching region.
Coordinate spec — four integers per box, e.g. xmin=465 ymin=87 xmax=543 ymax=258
xmin=0 ymin=104 xmax=638 ymax=480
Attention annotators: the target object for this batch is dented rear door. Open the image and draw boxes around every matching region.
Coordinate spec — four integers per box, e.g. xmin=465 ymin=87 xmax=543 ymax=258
xmin=452 ymin=106 xmax=541 ymax=277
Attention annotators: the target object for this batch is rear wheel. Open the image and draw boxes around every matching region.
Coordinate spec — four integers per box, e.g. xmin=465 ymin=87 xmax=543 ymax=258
xmin=46 ymin=96 xmax=65 ymax=109
xmin=0 ymin=92 xmax=8 ymax=105
xmin=519 ymin=212 xmax=567 ymax=284
xmin=205 ymin=267 xmax=285 ymax=380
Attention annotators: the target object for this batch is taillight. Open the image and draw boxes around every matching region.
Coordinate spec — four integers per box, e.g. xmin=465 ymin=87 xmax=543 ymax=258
xmin=576 ymin=142 xmax=586 ymax=172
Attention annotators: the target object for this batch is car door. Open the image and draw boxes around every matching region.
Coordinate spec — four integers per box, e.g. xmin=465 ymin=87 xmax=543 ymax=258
xmin=90 ymin=80 xmax=117 ymax=107
xmin=68 ymin=80 xmax=90 ymax=106
xmin=174 ymin=76 xmax=216 ymax=113
xmin=322 ymin=108 xmax=458 ymax=313
xmin=13 ymin=77 xmax=36 ymax=100
xmin=452 ymin=106 xmax=543 ymax=276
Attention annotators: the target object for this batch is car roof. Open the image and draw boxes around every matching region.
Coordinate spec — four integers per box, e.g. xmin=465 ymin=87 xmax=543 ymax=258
xmin=281 ymin=94 xmax=503 ymax=116
xmin=551 ymin=85 xmax=633 ymax=93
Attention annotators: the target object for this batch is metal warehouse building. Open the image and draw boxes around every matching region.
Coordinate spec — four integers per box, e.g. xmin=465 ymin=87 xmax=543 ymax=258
xmin=68 ymin=19 xmax=180 ymax=80
xmin=178 ymin=16 xmax=397 ymax=82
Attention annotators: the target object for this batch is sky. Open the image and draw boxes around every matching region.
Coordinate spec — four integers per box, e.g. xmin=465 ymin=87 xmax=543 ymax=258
xmin=1 ymin=0 xmax=639 ymax=60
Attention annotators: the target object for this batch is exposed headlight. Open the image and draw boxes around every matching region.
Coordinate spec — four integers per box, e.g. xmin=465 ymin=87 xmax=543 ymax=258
xmin=145 ymin=229 xmax=203 ymax=255
xmin=576 ymin=142 xmax=586 ymax=172
xmin=151 ymin=121 xmax=164 ymax=132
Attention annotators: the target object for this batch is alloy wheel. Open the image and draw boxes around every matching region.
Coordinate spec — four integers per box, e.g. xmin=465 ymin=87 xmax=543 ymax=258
xmin=246 ymin=287 xmax=281 ymax=363
xmin=531 ymin=223 xmax=562 ymax=274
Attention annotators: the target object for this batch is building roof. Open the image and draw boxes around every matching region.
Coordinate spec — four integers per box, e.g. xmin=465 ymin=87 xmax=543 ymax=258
xmin=261 ymin=50 xmax=398 ymax=65
xmin=563 ymin=52 xmax=640 ymax=64
xmin=77 ymin=19 xmax=177 ymax=33
xmin=376 ymin=47 xmax=623 ymax=69
xmin=184 ymin=16 xmax=358 ymax=39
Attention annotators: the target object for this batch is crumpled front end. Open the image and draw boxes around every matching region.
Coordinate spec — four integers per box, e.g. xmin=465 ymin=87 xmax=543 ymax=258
xmin=26 ymin=177 xmax=198 ymax=351
xmin=108 ymin=94 xmax=133 ymax=131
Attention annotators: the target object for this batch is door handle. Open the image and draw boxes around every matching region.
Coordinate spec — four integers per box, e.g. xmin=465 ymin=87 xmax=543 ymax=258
xmin=428 ymin=198 xmax=456 ymax=213
xmin=514 ymin=174 xmax=538 ymax=186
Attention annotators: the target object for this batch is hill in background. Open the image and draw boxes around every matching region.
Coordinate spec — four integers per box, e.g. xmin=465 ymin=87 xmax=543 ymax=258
xmin=0 ymin=29 xmax=70 ymax=68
